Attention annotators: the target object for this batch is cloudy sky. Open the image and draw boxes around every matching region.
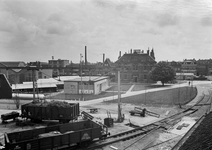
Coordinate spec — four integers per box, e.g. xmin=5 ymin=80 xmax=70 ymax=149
xmin=0 ymin=0 xmax=212 ymax=63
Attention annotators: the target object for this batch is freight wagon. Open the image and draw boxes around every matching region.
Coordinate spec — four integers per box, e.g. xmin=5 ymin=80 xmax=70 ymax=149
xmin=21 ymin=101 xmax=79 ymax=123
xmin=4 ymin=119 xmax=109 ymax=150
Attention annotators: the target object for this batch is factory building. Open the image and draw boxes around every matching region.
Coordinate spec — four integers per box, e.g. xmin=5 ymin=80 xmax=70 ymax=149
xmin=64 ymin=76 xmax=110 ymax=95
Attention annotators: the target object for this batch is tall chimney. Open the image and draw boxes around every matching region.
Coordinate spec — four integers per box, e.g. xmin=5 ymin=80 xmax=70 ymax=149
xmin=131 ymin=49 xmax=132 ymax=53
xmin=118 ymin=51 xmax=121 ymax=59
xmin=103 ymin=53 xmax=105 ymax=64
xmin=85 ymin=46 xmax=87 ymax=66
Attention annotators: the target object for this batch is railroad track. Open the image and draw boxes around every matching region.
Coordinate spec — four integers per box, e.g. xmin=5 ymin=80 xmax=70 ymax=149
xmin=62 ymin=90 xmax=211 ymax=150
xmin=82 ymin=93 xmax=212 ymax=150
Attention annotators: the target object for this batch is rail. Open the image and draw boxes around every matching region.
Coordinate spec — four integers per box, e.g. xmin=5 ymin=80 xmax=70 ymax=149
xmin=84 ymin=93 xmax=211 ymax=150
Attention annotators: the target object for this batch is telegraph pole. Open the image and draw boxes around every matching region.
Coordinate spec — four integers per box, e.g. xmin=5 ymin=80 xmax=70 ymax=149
xmin=80 ymin=54 xmax=84 ymax=101
xmin=32 ymin=69 xmax=35 ymax=102
xmin=117 ymin=71 xmax=122 ymax=122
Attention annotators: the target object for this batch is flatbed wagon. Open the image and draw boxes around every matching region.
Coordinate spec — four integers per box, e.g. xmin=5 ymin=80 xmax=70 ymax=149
xmin=1 ymin=111 xmax=20 ymax=124
xmin=4 ymin=119 xmax=109 ymax=150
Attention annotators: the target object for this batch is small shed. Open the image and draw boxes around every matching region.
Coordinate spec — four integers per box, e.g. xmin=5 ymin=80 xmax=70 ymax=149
xmin=176 ymin=73 xmax=195 ymax=80
xmin=64 ymin=76 xmax=110 ymax=95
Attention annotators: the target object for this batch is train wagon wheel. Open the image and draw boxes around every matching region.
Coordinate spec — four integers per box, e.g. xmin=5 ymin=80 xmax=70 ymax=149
xmin=78 ymin=140 xmax=91 ymax=148
xmin=59 ymin=119 xmax=70 ymax=124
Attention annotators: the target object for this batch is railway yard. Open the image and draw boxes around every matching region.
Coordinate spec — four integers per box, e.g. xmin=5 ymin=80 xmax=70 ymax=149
xmin=0 ymin=81 xmax=212 ymax=150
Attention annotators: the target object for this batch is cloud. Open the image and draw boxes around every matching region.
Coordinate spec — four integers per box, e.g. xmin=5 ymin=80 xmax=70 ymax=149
xmin=201 ymin=16 xmax=212 ymax=27
xmin=155 ymin=13 xmax=180 ymax=27
xmin=142 ymin=27 xmax=162 ymax=35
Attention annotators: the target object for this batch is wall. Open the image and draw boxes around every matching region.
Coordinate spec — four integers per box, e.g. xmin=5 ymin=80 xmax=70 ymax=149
xmin=0 ymin=74 xmax=12 ymax=99
xmin=64 ymin=81 xmax=78 ymax=94
xmin=79 ymin=82 xmax=94 ymax=94
xmin=94 ymin=78 xmax=109 ymax=95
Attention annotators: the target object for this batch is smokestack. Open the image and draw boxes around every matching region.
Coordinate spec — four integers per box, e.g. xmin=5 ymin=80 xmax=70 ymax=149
xmin=85 ymin=46 xmax=87 ymax=66
xmin=103 ymin=53 xmax=105 ymax=64
xmin=131 ymin=49 xmax=132 ymax=53
xmin=118 ymin=51 xmax=121 ymax=59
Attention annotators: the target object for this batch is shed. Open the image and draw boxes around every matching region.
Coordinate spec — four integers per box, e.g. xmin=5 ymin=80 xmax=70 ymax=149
xmin=64 ymin=76 xmax=110 ymax=95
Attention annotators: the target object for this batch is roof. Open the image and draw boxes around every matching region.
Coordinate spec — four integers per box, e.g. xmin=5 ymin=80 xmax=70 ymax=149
xmin=115 ymin=53 xmax=156 ymax=64
xmin=178 ymin=112 xmax=212 ymax=150
xmin=0 ymin=61 xmax=26 ymax=72
xmin=65 ymin=76 xmax=109 ymax=82
xmin=0 ymin=61 xmax=26 ymax=67
xmin=22 ymin=76 xmax=80 ymax=85
xmin=12 ymin=83 xmax=57 ymax=90
xmin=176 ymin=73 xmax=194 ymax=76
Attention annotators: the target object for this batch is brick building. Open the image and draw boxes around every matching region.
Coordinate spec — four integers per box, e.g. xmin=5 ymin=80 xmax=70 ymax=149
xmin=48 ymin=59 xmax=69 ymax=77
xmin=114 ymin=48 xmax=156 ymax=83
xmin=181 ymin=59 xmax=197 ymax=75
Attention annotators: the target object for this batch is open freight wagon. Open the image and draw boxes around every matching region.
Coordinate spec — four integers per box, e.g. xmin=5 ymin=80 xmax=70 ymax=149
xmin=21 ymin=101 xmax=79 ymax=123
xmin=4 ymin=119 xmax=109 ymax=150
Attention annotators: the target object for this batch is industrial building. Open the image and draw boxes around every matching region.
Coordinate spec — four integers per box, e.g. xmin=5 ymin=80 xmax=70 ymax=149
xmin=64 ymin=76 xmax=110 ymax=95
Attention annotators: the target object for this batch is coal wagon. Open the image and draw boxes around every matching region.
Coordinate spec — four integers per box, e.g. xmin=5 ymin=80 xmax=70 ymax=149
xmin=4 ymin=119 xmax=109 ymax=150
xmin=21 ymin=101 xmax=79 ymax=123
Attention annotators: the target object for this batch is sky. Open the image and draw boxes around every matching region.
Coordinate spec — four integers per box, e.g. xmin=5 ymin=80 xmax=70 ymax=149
xmin=0 ymin=0 xmax=212 ymax=63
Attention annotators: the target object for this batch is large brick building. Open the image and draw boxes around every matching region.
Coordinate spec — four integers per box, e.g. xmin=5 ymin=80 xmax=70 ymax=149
xmin=115 ymin=49 xmax=156 ymax=83
xmin=48 ymin=59 xmax=69 ymax=76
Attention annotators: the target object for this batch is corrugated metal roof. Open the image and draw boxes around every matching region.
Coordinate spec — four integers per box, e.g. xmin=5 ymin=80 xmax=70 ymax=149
xmin=22 ymin=76 xmax=80 ymax=85
xmin=12 ymin=83 xmax=57 ymax=90
xmin=179 ymin=112 xmax=212 ymax=150
xmin=65 ymin=76 xmax=109 ymax=82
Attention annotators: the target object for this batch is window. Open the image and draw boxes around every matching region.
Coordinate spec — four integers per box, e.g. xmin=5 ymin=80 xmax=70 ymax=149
xmin=124 ymin=74 xmax=128 ymax=79
xmin=144 ymin=74 xmax=147 ymax=79
xmin=38 ymin=72 xmax=42 ymax=79
xmin=144 ymin=66 xmax=147 ymax=70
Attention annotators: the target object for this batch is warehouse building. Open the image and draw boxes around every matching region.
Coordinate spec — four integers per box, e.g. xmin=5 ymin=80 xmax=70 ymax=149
xmin=64 ymin=76 xmax=110 ymax=95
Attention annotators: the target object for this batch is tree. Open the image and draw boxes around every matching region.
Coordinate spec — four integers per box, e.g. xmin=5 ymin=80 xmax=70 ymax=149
xmin=149 ymin=62 xmax=176 ymax=86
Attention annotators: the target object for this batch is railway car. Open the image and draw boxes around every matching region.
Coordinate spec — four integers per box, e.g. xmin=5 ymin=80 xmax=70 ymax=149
xmin=21 ymin=101 xmax=79 ymax=123
xmin=4 ymin=119 xmax=109 ymax=150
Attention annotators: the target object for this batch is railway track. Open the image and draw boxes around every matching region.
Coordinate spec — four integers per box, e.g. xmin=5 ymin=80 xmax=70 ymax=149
xmin=81 ymin=92 xmax=212 ymax=150
xmin=60 ymin=89 xmax=212 ymax=150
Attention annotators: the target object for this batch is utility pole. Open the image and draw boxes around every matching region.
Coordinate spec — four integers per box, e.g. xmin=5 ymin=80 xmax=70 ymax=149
xmin=32 ymin=69 xmax=35 ymax=102
xmin=117 ymin=71 xmax=122 ymax=122
xmin=80 ymin=54 xmax=83 ymax=101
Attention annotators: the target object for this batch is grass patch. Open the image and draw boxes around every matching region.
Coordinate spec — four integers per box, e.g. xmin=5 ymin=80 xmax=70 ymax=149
xmin=132 ymin=84 xmax=172 ymax=91
xmin=107 ymin=86 xmax=197 ymax=106
xmin=107 ymin=83 xmax=133 ymax=91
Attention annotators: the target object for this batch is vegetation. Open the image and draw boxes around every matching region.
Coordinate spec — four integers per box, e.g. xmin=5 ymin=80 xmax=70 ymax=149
xmin=149 ymin=62 xmax=176 ymax=86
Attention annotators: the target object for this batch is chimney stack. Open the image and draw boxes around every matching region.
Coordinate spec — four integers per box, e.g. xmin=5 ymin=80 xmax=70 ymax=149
xmin=103 ymin=53 xmax=105 ymax=64
xmin=118 ymin=51 xmax=121 ymax=59
xmin=131 ymin=49 xmax=132 ymax=53
xmin=85 ymin=46 xmax=87 ymax=66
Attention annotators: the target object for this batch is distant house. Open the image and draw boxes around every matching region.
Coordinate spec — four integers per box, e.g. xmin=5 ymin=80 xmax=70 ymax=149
xmin=181 ymin=59 xmax=197 ymax=75
xmin=48 ymin=59 xmax=69 ymax=76
xmin=114 ymin=48 xmax=156 ymax=82
xmin=26 ymin=61 xmax=53 ymax=81
xmin=176 ymin=72 xmax=195 ymax=80
xmin=0 ymin=61 xmax=26 ymax=84
xmin=64 ymin=76 xmax=110 ymax=95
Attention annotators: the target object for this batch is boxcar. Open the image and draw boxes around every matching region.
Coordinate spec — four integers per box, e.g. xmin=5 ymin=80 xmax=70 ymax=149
xmin=21 ymin=102 xmax=79 ymax=123
xmin=4 ymin=120 xmax=108 ymax=150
